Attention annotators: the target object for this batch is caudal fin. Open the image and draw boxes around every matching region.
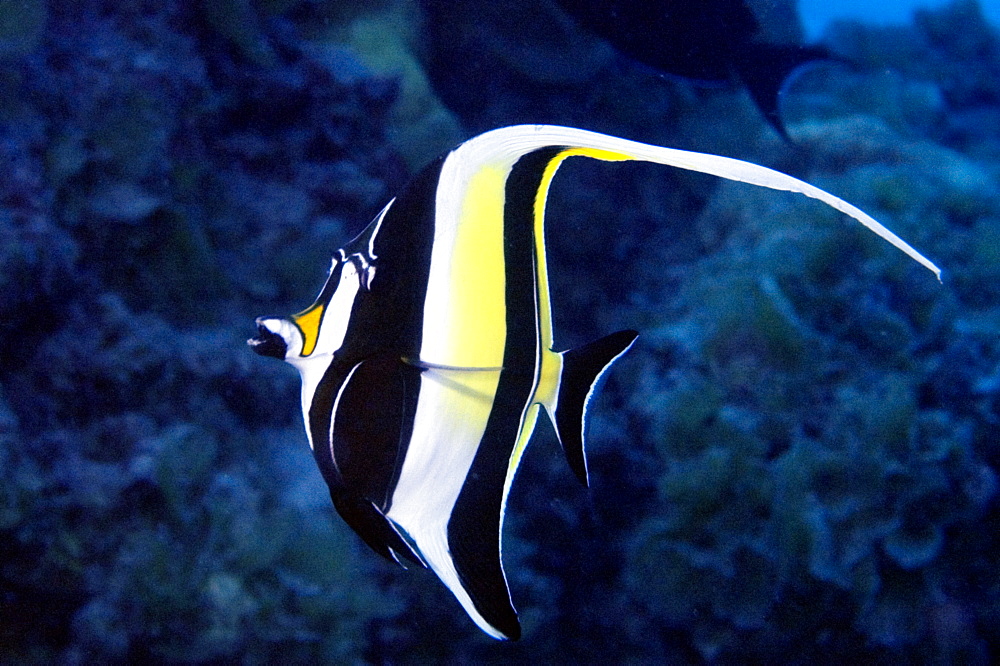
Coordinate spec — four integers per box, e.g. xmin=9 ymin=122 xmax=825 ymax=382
xmin=733 ymin=42 xmax=832 ymax=139
xmin=551 ymin=330 xmax=638 ymax=487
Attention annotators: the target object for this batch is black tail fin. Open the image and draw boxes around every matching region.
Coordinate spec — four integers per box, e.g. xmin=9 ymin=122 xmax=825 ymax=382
xmin=734 ymin=42 xmax=831 ymax=139
xmin=551 ymin=330 xmax=638 ymax=487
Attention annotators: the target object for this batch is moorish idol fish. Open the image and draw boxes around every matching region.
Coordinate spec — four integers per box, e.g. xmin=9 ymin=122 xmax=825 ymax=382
xmin=249 ymin=125 xmax=939 ymax=640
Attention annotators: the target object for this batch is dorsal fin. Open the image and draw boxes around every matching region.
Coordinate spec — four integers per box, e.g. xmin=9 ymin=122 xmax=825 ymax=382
xmin=447 ymin=125 xmax=941 ymax=280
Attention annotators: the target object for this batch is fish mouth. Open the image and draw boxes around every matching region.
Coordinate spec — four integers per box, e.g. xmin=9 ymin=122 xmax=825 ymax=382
xmin=248 ymin=317 xmax=288 ymax=360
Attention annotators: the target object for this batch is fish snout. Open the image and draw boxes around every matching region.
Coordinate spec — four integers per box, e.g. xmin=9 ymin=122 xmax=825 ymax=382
xmin=248 ymin=317 xmax=289 ymax=360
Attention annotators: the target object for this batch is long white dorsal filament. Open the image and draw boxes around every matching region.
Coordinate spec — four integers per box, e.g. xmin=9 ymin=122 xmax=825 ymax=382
xmin=459 ymin=125 xmax=942 ymax=281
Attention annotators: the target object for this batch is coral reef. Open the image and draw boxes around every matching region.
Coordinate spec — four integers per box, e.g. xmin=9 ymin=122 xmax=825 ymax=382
xmin=1 ymin=1 xmax=407 ymax=661
xmin=1 ymin=0 xmax=998 ymax=662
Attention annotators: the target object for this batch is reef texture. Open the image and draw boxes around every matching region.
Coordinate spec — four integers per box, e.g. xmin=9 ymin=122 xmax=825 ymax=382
xmin=1 ymin=0 xmax=998 ymax=662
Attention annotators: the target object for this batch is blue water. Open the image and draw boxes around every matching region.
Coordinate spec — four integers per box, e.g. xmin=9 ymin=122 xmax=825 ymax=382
xmin=800 ymin=0 xmax=1000 ymax=38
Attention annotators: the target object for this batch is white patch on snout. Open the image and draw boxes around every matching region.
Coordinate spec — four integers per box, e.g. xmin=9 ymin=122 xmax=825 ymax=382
xmin=258 ymin=317 xmax=303 ymax=358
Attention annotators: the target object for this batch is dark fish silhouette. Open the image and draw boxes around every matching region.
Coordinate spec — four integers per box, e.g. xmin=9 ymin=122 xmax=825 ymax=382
xmin=554 ymin=0 xmax=829 ymax=136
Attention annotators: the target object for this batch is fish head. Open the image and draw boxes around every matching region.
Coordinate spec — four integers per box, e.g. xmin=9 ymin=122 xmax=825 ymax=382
xmin=249 ymin=315 xmax=293 ymax=360
xmin=248 ymin=252 xmax=365 ymax=366
xmin=248 ymin=200 xmax=391 ymax=366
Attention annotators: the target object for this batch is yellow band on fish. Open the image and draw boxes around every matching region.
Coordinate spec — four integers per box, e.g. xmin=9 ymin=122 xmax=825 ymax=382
xmin=293 ymin=303 xmax=324 ymax=357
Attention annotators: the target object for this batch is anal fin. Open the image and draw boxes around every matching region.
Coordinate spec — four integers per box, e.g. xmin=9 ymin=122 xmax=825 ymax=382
xmin=552 ymin=330 xmax=638 ymax=486
xmin=330 ymin=488 xmax=426 ymax=568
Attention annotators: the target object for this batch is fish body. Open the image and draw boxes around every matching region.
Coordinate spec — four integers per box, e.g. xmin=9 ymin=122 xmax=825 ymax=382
xmin=250 ymin=125 xmax=938 ymax=640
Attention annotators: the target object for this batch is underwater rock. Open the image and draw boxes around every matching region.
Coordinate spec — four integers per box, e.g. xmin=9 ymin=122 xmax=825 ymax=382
xmin=87 ymin=180 xmax=162 ymax=223
xmin=0 ymin=1 xmax=421 ymax=660
xmin=0 ymin=0 xmax=47 ymax=61
xmin=323 ymin=1 xmax=464 ymax=168
xmin=0 ymin=128 xmax=78 ymax=357
xmin=883 ymin=520 xmax=943 ymax=570
xmin=201 ymin=0 xmax=278 ymax=67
